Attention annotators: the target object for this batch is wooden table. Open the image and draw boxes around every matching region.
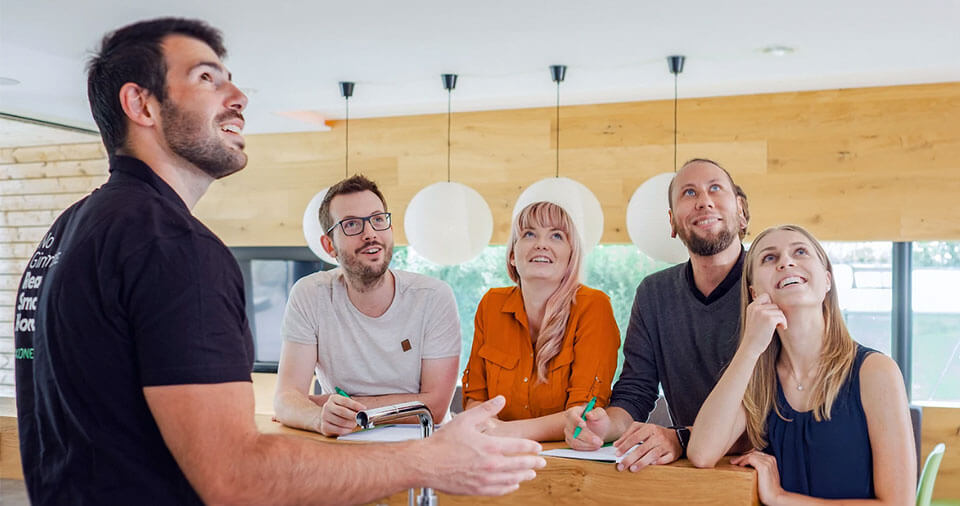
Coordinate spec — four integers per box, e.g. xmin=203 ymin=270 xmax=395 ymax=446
xmin=0 ymin=397 xmax=21 ymax=480
xmin=255 ymin=415 xmax=759 ymax=505
xmin=2 ymin=407 xmax=758 ymax=504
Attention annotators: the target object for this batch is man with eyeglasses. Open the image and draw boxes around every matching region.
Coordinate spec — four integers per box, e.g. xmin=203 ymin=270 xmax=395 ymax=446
xmin=274 ymin=175 xmax=462 ymax=436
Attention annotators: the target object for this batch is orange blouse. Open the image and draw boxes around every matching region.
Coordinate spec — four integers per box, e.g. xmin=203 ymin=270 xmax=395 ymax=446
xmin=461 ymin=285 xmax=621 ymax=421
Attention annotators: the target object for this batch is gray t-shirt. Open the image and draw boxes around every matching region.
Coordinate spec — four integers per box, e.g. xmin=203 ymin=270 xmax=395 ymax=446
xmin=281 ymin=268 xmax=461 ymax=397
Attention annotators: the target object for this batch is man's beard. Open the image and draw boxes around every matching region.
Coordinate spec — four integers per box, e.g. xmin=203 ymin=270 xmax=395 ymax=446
xmin=338 ymin=240 xmax=393 ymax=290
xmin=161 ymin=100 xmax=247 ymax=179
xmin=675 ymin=221 xmax=738 ymax=257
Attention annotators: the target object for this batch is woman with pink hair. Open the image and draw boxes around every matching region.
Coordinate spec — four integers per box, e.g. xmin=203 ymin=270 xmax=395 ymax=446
xmin=461 ymin=201 xmax=621 ymax=441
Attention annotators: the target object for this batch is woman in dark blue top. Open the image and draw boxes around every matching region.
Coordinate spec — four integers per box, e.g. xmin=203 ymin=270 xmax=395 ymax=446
xmin=688 ymin=225 xmax=915 ymax=505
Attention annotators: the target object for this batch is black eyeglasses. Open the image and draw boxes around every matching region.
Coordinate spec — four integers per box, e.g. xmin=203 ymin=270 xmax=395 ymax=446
xmin=326 ymin=212 xmax=392 ymax=236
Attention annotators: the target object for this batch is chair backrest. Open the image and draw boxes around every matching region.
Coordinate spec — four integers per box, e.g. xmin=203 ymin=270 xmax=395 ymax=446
xmin=910 ymin=406 xmax=923 ymax=478
xmin=917 ymin=443 xmax=946 ymax=506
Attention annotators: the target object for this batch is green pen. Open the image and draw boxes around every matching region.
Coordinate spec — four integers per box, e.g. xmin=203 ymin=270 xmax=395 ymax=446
xmin=334 ymin=386 xmax=351 ymax=398
xmin=572 ymin=396 xmax=598 ymax=439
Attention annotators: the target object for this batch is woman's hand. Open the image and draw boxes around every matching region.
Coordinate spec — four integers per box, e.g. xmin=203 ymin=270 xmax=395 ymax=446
xmin=731 ymin=450 xmax=786 ymax=506
xmin=563 ymin=405 xmax=610 ymax=450
xmin=741 ymin=293 xmax=787 ymax=358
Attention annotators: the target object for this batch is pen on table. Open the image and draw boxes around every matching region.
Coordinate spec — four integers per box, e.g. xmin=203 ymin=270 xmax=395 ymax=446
xmin=335 ymin=386 xmax=351 ymax=398
xmin=572 ymin=396 xmax=598 ymax=439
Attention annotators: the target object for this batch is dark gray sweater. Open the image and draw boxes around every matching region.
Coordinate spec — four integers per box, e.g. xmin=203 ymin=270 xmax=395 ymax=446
xmin=609 ymin=252 xmax=743 ymax=427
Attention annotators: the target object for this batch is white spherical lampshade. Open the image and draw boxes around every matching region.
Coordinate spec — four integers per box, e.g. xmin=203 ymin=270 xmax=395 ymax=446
xmin=403 ymin=181 xmax=494 ymax=265
xmin=512 ymin=177 xmax=604 ymax=254
xmin=626 ymin=172 xmax=688 ymax=264
xmin=302 ymin=188 xmax=339 ymax=265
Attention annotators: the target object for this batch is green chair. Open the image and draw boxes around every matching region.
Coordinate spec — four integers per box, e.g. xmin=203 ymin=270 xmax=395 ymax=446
xmin=917 ymin=443 xmax=946 ymax=506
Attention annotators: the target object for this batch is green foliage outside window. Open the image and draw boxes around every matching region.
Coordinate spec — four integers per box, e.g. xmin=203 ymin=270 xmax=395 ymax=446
xmin=390 ymin=245 xmax=674 ymax=380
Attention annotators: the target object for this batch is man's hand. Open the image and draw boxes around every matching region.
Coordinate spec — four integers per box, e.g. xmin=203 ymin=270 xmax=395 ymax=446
xmin=613 ymin=422 xmax=682 ymax=471
xmin=422 ymin=396 xmax=546 ymax=496
xmin=319 ymin=394 xmax=367 ymax=436
xmin=563 ymin=405 xmax=610 ymax=450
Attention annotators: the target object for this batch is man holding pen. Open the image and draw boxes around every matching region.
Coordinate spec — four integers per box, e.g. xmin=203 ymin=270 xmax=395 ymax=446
xmin=274 ymin=174 xmax=461 ymax=436
xmin=14 ymin=18 xmax=544 ymax=504
xmin=564 ymin=159 xmax=751 ymax=472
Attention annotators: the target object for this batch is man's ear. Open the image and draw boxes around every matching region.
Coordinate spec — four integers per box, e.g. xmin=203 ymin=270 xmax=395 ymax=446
xmin=668 ymin=209 xmax=677 ymax=238
xmin=320 ymin=235 xmax=337 ymax=258
xmin=118 ymin=83 xmax=157 ymax=128
xmin=737 ymin=196 xmax=748 ymax=233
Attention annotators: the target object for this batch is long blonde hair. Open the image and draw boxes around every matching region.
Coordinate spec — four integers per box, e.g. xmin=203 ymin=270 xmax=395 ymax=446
xmin=741 ymin=225 xmax=857 ymax=449
xmin=506 ymin=201 xmax=584 ymax=383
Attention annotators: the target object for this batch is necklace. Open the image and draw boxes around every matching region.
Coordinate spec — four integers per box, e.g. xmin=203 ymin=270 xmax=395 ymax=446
xmin=785 ymin=359 xmax=816 ymax=392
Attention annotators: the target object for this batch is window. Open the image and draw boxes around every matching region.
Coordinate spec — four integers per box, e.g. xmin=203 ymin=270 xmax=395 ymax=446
xmin=390 ymin=245 xmax=673 ymax=378
xmin=231 ymin=247 xmax=330 ymax=371
xmin=911 ymin=241 xmax=960 ymax=403
xmin=821 ymin=242 xmax=893 ymax=356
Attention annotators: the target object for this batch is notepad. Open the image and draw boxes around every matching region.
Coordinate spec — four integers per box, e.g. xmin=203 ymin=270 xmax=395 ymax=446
xmin=540 ymin=443 xmax=641 ymax=463
xmin=337 ymin=424 xmax=431 ymax=442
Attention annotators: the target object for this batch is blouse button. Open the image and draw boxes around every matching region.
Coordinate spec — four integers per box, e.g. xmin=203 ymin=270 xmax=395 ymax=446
xmin=523 ymin=377 xmax=528 ymax=383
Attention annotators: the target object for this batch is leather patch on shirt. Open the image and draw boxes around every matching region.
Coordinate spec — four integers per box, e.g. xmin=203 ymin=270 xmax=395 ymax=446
xmin=401 ymin=339 xmax=412 ymax=352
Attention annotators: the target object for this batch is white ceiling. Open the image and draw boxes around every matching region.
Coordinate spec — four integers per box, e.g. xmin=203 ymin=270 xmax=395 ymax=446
xmin=1 ymin=0 xmax=959 ymax=142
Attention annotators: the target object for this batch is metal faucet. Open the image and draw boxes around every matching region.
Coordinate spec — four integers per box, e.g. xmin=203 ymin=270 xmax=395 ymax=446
xmin=356 ymin=401 xmax=436 ymax=506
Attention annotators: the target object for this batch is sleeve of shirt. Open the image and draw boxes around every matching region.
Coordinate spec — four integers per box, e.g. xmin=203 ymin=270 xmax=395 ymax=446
xmin=280 ymin=276 xmax=320 ymax=345
xmin=420 ymin=281 xmax=461 ymax=359
xmin=565 ymin=290 xmax=622 ymax=409
xmin=124 ymin=233 xmax=253 ymax=386
xmin=461 ymin=291 xmax=489 ymax=406
xmin=608 ymin=282 xmax=661 ymax=422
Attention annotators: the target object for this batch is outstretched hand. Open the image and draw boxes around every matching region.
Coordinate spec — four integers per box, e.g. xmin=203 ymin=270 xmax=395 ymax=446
xmin=423 ymin=396 xmax=546 ymax=496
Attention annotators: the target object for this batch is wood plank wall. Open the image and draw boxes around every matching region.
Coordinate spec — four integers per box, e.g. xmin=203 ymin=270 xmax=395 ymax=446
xmin=0 ymin=144 xmax=109 ymax=396
xmin=195 ymin=81 xmax=960 ymax=246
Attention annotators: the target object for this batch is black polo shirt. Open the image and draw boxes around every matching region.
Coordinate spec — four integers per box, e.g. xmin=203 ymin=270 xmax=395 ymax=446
xmin=14 ymin=155 xmax=254 ymax=505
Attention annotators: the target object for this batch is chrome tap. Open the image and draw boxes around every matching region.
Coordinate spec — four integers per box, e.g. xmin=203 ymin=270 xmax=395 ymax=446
xmin=356 ymin=401 xmax=436 ymax=506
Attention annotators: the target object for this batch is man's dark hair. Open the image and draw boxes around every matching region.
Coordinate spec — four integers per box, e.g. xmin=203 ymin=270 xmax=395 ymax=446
xmin=87 ymin=18 xmax=226 ymax=156
xmin=319 ymin=175 xmax=388 ymax=236
xmin=668 ymin=158 xmax=750 ymax=239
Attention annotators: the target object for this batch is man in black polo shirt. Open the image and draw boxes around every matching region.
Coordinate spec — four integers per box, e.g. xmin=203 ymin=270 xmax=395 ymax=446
xmin=14 ymin=17 xmax=543 ymax=505
xmin=564 ymin=158 xmax=751 ymax=471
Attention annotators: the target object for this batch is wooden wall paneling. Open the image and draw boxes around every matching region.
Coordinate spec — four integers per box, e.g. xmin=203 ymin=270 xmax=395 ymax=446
xmin=921 ymin=406 xmax=960 ymax=499
xmin=192 ymin=82 xmax=960 ymax=246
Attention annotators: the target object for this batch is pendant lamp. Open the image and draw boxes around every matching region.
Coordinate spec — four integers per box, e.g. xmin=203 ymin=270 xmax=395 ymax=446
xmin=302 ymin=81 xmax=356 ymax=265
xmin=404 ymin=74 xmax=494 ymax=265
xmin=625 ymin=56 xmax=689 ymax=264
xmin=513 ymin=65 xmax=603 ymax=254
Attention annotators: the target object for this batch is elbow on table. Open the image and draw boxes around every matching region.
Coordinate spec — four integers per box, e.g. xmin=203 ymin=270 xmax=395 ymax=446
xmin=686 ymin=446 xmax=720 ymax=469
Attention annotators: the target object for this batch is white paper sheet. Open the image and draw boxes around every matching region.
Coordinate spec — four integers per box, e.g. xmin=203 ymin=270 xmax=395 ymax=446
xmin=540 ymin=444 xmax=641 ymax=463
xmin=337 ymin=424 xmax=430 ymax=442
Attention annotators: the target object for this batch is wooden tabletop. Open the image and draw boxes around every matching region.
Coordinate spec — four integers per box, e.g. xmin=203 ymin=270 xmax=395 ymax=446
xmin=255 ymin=414 xmax=759 ymax=505
xmin=2 ymin=408 xmax=758 ymax=504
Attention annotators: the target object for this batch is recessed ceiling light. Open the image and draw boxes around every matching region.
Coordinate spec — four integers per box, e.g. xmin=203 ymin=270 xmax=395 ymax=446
xmin=0 ymin=77 xmax=20 ymax=86
xmin=761 ymin=45 xmax=795 ymax=56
